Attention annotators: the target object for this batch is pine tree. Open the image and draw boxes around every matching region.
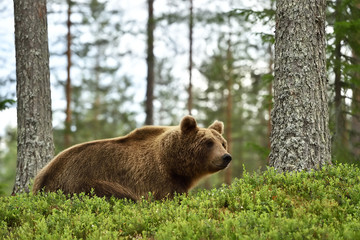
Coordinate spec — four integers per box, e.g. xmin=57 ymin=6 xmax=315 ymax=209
xmin=269 ymin=0 xmax=331 ymax=171
xmin=64 ymin=0 xmax=73 ymax=147
xmin=145 ymin=0 xmax=155 ymax=125
xmin=13 ymin=0 xmax=54 ymax=193
xmin=187 ymin=0 xmax=194 ymax=115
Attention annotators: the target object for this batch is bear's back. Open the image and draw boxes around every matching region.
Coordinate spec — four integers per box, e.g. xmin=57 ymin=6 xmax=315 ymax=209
xmin=123 ymin=125 xmax=174 ymax=141
xmin=32 ymin=125 xmax=176 ymax=196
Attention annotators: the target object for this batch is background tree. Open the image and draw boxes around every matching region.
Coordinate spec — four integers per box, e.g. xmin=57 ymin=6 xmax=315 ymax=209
xmin=327 ymin=0 xmax=360 ymax=163
xmin=197 ymin=34 xmax=246 ymax=186
xmin=52 ymin=0 xmax=137 ymax=151
xmin=269 ymin=0 xmax=331 ymax=171
xmin=145 ymin=0 xmax=155 ymax=125
xmin=64 ymin=0 xmax=73 ymax=148
xmin=224 ymin=35 xmax=233 ymax=185
xmin=12 ymin=0 xmax=54 ymax=193
xmin=194 ymin=5 xmax=273 ymax=186
xmin=187 ymin=0 xmax=193 ymax=115
xmin=333 ymin=0 xmax=346 ymax=150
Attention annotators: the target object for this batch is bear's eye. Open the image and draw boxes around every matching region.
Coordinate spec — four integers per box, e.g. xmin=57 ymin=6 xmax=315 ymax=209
xmin=222 ymin=143 xmax=226 ymax=149
xmin=206 ymin=140 xmax=214 ymax=148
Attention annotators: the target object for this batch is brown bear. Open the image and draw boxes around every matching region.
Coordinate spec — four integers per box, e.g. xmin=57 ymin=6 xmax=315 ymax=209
xmin=32 ymin=115 xmax=232 ymax=201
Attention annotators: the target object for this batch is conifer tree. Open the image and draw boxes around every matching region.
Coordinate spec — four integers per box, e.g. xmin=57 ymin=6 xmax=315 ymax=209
xmin=13 ymin=0 xmax=54 ymax=193
xmin=269 ymin=0 xmax=331 ymax=171
xmin=145 ymin=0 xmax=155 ymax=125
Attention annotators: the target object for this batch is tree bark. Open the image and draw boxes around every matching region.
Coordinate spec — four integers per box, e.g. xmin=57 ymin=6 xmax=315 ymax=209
xmin=145 ymin=0 xmax=155 ymax=125
xmin=269 ymin=0 xmax=331 ymax=171
xmin=13 ymin=0 xmax=54 ymax=193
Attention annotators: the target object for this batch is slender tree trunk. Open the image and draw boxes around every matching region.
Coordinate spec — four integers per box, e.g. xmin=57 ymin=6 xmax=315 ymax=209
xmin=145 ymin=0 xmax=155 ymax=125
xmin=224 ymin=36 xmax=233 ymax=185
xmin=334 ymin=39 xmax=344 ymax=145
xmin=64 ymin=0 xmax=72 ymax=147
xmin=267 ymin=44 xmax=273 ymax=164
xmin=187 ymin=0 xmax=193 ymax=115
xmin=334 ymin=0 xmax=346 ymax=150
xmin=269 ymin=0 xmax=331 ymax=171
xmin=13 ymin=0 xmax=54 ymax=193
xmin=93 ymin=46 xmax=102 ymax=139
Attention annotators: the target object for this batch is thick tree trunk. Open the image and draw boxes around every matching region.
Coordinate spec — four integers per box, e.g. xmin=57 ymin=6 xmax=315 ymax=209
xmin=13 ymin=0 xmax=54 ymax=193
xmin=145 ymin=0 xmax=155 ymax=125
xmin=269 ymin=0 xmax=331 ymax=171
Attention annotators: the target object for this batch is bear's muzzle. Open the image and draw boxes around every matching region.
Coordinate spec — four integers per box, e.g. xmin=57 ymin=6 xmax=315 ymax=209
xmin=220 ymin=153 xmax=232 ymax=169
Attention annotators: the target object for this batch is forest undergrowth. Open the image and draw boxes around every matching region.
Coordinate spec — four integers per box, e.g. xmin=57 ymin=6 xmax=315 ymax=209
xmin=1 ymin=164 xmax=360 ymax=239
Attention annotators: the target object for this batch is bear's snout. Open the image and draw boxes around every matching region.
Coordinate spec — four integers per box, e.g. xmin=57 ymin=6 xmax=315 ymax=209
xmin=222 ymin=153 xmax=232 ymax=165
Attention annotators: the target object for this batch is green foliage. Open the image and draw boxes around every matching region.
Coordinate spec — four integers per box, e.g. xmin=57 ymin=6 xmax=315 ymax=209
xmin=0 ymin=100 xmax=15 ymax=111
xmin=231 ymin=7 xmax=275 ymax=25
xmin=1 ymin=164 xmax=360 ymax=239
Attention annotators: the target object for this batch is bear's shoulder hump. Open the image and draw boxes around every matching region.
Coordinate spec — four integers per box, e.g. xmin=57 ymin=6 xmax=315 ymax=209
xmin=127 ymin=126 xmax=173 ymax=140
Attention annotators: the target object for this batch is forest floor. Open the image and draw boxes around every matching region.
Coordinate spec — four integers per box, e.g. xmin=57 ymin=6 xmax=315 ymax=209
xmin=1 ymin=164 xmax=360 ymax=239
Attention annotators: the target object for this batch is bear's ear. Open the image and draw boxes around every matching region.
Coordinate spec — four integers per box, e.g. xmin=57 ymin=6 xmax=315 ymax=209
xmin=180 ymin=115 xmax=198 ymax=134
xmin=208 ymin=120 xmax=224 ymax=134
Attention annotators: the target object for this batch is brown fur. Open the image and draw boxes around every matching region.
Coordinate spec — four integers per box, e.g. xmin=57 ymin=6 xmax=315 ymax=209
xmin=32 ymin=116 xmax=232 ymax=201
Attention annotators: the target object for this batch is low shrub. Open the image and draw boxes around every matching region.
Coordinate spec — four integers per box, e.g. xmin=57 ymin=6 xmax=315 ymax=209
xmin=1 ymin=164 xmax=360 ymax=239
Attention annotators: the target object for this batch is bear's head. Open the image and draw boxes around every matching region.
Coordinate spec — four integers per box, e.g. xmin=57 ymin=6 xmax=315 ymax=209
xmin=163 ymin=115 xmax=232 ymax=183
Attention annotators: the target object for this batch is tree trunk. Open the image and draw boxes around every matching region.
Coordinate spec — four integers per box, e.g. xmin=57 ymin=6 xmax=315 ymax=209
xmin=334 ymin=0 xmax=347 ymax=151
xmin=93 ymin=46 xmax=102 ymax=139
xmin=64 ymin=0 xmax=72 ymax=147
xmin=269 ymin=0 xmax=331 ymax=171
xmin=187 ymin=0 xmax=193 ymax=116
xmin=224 ymin=36 xmax=233 ymax=185
xmin=267 ymin=44 xmax=273 ymax=164
xmin=145 ymin=0 xmax=155 ymax=125
xmin=13 ymin=0 xmax=54 ymax=193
